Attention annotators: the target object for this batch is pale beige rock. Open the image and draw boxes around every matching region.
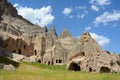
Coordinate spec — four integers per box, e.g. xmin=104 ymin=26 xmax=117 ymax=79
xmin=0 ymin=0 xmax=120 ymax=73
xmin=67 ymin=32 xmax=120 ymax=73
xmin=3 ymin=64 xmax=16 ymax=71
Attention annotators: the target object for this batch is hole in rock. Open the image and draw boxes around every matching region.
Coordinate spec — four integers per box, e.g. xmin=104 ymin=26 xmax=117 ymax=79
xmin=18 ymin=49 xmax=21 ymax=54
xmin=68 ymin=62 xmax=81 ymax=71
xmin=100 ymin=66 xmax=110 ymax=73
xmin=56 ymin=59 xmax=62 ymax=63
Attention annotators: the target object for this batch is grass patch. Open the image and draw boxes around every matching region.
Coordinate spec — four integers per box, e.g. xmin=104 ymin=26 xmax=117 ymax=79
xmin=23 ymin=62 xmax=66 ymax=70
xmin=0 ymin=62 xmax=120 ymax=80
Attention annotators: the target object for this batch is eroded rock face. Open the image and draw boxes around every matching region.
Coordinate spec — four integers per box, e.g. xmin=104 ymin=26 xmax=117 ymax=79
xmin=0 ymin=0 xmax=72 ymax=64
xmin=0 ymin=48 xmax=12 ymax=57
xmin=59 ymin=29 xmax=77 ymax=51
xmin=67 ymin=32 xmax=120 ymax=73
xmin=43 ymin=41 xmax=68 ymax=65
xmin=0 ymin=37 xmax=34 ymax=56
xmin=0 ymin=0 xmax=120 ymax=72
xmin=0 ymin=0 xmax=18 ymax=17
xmin=59 ymin=29 xmax=72 ymax=39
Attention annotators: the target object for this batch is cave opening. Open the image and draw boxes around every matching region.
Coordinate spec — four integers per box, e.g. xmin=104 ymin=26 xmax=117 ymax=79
xmin=13 ymin=50 xmax=16 ymax=53
xmin=24 ymin=45 xmax=26 ymax=49
xmin=38 ymin=60 xmax=41 ymax=63
xmin=89 ymin=67 xmax=92 ymax=72
xmin=48 ymin=61 xmax=50 ymax=65
xmin=56 ymin=59 xmax=62 ymax=63
xmin=68 ymin=62 xmax=81 ymax=71
xmin=18 ymin=49 xmax=21 ymax=54
xmin=100 ymin=66 xmax=110 ymax=73
xmin=34 ymin=50 xmax=37 ymax=55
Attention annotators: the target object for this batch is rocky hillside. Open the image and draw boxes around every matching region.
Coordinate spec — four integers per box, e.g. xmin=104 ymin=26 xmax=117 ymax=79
xmin=67 ymin=32 xmax=120 ymax=73
xmin=0 ymin=0 xmax=74 ymax=64
xmin=0 ymin=0 xmax=120 ymax=73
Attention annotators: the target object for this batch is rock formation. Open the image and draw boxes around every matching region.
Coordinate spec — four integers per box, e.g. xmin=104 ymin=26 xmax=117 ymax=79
xmin=0 ymin=47 xmax=12 ymax=57
xmin=0 ymin=0 xmax=72 ymax=65
xmin=43 ymin=41 xmax=68 ymax=65
xmin=67 ymin=32 xmax=120 ymax=73
xmin=0 ymin=0 xmax=18 ymax=17
xmin=0 ymin=0 xmax=120 ymax=73
xmin=59 ymin=29 xmax=72 ymax=39
xmin=3 ymin=64 xmax=16 ymax=71
xmin=59 ymin=29 xmax=77 ymax=51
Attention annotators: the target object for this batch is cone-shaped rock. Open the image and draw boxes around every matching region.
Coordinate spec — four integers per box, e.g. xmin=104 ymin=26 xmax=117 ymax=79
xmin=67 ymin=32 xmax=120 ymax=73
xmin=79 ymin=32 xmax=102 ymax=55
xmin=43 ymin=26 xmax=48 ymax=32
xmin=49 ymin=26 xmax=57 ymax=36
xmin=60 ymin=29 xmax=72 ymax=39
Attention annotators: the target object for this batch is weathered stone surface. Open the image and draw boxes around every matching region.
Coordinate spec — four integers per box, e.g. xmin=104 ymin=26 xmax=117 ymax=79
xmin=45 ymin=26 xmax=58 ymax=49
xmin=0 ymin=37 xmax=34 ymax=56
xmin=43 ymin=41 xmax=68 ymax=65
xmin=0 ymin=0 xmax=120 ymax=73
xmin=59 ymin=29 xmax=72 ymax=39
xmin=0 ymin=0 xmax=18 ymax=17
xmin=59 ymin=29 xmax=77 ymax=51
xmin=3 ymin=64 xmax=16 ymax=71
xmin=67 ymin=32 xmax=120 ymax=73
xmin=12 ymin=53 xmax=26 ymax=61
xmin=0 ymin=48 xmax=12 ymax=58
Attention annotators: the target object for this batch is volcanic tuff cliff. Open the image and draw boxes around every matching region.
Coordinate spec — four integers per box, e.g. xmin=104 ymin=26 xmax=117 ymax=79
xmin=0 ymin=0 xmax=74 ymax=64
xmin=0 ymin=0 xmax=120 ymax=73
xmin=67 ymin=32 xmax=120 ymax=73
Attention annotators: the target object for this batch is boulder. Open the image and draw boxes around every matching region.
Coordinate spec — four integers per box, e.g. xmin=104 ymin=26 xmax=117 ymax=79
xmin=0 ymin=63 xmax=4 ymax=68
xmin=22 ymin=55 xmax=37 ymax=62
xmin=3 ymin=64 xmax=16 ymax=71
xmin=12 ymin=53 xmax=26 ymax=61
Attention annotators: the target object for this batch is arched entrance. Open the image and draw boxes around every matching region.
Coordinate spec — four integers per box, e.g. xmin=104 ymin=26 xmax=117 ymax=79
xmin=68 ymin=62 xmax=81 ymax=71
xmin=100 ymin=66 xmax=110 ymax=73
xmin=18 ymin=49 xmax=21 ymax=54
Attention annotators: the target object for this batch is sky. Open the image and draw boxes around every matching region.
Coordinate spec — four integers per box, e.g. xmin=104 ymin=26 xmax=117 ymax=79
xmin=8 ymin=0 xmax=120 ymax=54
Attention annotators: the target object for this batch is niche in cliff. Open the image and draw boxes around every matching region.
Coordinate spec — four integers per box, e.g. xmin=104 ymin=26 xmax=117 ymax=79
xmin=68 ymin=62 xmax=81 ymax=71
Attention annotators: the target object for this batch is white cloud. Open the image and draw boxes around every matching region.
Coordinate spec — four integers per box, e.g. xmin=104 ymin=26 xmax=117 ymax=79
xmin=94 ymin=10 xmax=120 ymax=26
xmin=90 ymin=33 xmax=110 ymax=47
xmin=63 ymin=8 xmax=72 ymax=15
xmin=90 ymin=0 xmax=111 ymax=7
xmin=96 ymin=0 xmax=111 ymax=7
xmin=63 ymin=6 xmax=88 ymax=19
xmin=14 ymin=4 xmax=54 ymax=27
xmin=75 ymin=6 xmax=86 ymax=10
xmin=85 ymin=26 xmax=91 ymax=31
xmin=13 ymin=3 xmax=19 ymax=7
xmin=89 ymin=0 xmax=111 ymax=11
xmin=91 ymin=5 xmax=99 ymax=11
xmin=77 ymin=10 xmax=88 ymax=19
xmin=77 ymin=14 xmax=85 ymax=19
